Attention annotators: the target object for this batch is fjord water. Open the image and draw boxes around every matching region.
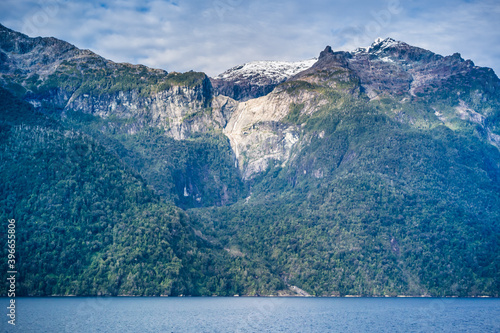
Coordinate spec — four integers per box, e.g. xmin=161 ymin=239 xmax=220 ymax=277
xmin=4 ymin=297 xmax=499 ymax=332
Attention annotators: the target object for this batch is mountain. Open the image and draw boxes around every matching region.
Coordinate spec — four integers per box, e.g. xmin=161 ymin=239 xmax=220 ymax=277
xmin=0 ymin=84 xmax=283 ymax=296
xmin=211 ymin=58 xmax=317 ymax=101
xmin=224 ymin=39 xmax=500 ymax=179
xmin=1 ymin=23 xmax=499 ymax=297
xmin=0 ymin=23 xmax=247 ymax=208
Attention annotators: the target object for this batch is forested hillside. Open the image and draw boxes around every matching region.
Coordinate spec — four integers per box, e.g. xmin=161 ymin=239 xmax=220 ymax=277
xmin=1 ymin=24 xmax=499 ymax=297
xmin=0 ymin=87 xmax=282 ymax=296
xmin=191 ymin=96 xmax=500 ymax=296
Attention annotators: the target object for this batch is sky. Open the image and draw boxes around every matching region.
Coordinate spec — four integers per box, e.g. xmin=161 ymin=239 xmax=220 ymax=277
xmin=0 ymin=0 xmax=499 ymax=77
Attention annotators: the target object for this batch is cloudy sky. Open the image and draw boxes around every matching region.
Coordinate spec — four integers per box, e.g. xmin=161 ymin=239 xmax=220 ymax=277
xmin=0 ymin=0 xmax=499 ymax=76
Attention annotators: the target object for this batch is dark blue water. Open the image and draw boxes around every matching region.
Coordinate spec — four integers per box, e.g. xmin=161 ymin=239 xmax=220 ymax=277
xmin=1 ymin=297 xmax=499 ymax=332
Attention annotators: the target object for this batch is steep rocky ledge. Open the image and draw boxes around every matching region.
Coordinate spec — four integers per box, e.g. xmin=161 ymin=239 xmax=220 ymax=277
xmin=61 ymin=75 xmax=226 ymax=139
xmin=0 ymin=24 xmax=232 ymax=139
xmin=223 ymin=86 xmax=326 ymax=179
xmin=2 ymin=23 xmax=500 ymax=179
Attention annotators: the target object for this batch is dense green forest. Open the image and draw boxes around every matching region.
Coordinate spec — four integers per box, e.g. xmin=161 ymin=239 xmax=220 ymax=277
xmin=2 ymin=81 xmax=500 ymax=296
xmin=0 ymin=87 xmax=282 ymax=296
xmin=63 ymin=110 xmax=247 ymax=209
xmin=190 ymin=97 xmax=500 ymax=296
xmin=1 ymin=24 xmax=499 ymax=297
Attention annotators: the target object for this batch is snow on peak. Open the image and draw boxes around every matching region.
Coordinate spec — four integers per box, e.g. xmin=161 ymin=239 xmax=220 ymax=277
xmin=370 ymin=37 xmax=399 ymax=50
xmin=215 ymin=58 xmax=318 ymax=85
xmin=350 ymin=38 xmax=402 ymax=56
xmin=349 ymin=38 xmax=404 ymax=63
xmin=352 ymin=46 xmax=369 ymax=54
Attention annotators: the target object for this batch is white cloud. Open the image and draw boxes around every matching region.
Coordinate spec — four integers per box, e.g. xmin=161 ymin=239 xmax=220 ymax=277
xmin=384 ymin=1 xmax=500 ymax=70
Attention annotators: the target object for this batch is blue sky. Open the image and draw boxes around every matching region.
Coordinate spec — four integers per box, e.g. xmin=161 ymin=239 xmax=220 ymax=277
xmin=0 ymin=0 xmax=499 ymax=76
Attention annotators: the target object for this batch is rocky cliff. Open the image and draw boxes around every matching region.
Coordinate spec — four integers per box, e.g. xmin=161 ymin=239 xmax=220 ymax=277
xmin=2 ymin=23 xmax=499 ymax=180
xmin=0 ymin=24 xmax=233 ymax=140
xmin=220 ymin=38 xmax=500 ymax=178
xmin=2 ymin=24 xmax=500 ymax=297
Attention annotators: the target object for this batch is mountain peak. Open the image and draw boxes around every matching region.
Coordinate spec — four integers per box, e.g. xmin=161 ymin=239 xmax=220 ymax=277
xmin=211 ymin=58 xmax=318 ymax=100
xmin=372 ymin=37 xmax=397 ymax=46
xmin=369 ymin=37 xmax=402 ymax=52
xmin=320 ymin=45 xmax=334 ymax=56
xmin=214 ymin=58 xmax=317 ymax=82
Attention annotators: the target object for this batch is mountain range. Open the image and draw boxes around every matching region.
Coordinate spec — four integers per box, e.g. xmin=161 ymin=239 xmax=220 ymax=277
xmin=1 ymin=23 xmax=499 ymax=297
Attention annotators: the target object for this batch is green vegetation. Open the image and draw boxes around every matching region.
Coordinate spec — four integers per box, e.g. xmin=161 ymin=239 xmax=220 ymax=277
xmin=1 ymin=29 xmax=499 ymax=297
xmin=281 ymin=80 xmax=319 ymax=95
xmin=24 ymin=60 xmax=208 ymax=102
xmin=0 ymin=87 xmax=282 ymax=296
xmin=165 ymin=71 xmax=207 ymax=88
xmin=2 ymin=72 xmax=500 ymax=296
xmin=60 ymin=108 xmax=247 ymax=209
xmin=112 ymin=128 xmax=247 ymax=208
xmin=284 ymin=103 xmax=305 ymax=124
xmin=191 ymin=98 xmax=500 ymax=297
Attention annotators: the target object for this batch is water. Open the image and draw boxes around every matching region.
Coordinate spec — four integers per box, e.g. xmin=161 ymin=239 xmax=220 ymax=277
xmin=1 ymin=297 xmax=499 ymax=332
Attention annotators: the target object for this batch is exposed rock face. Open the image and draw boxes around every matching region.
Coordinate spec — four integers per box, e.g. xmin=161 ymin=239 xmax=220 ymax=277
xmin=64 ymin=77 xmax=221 ymax=139
xmin=2 ymin=23 xmax=500 ymax=179
xmin=210 ymin=76 xmax=276 ymax=103
xmin=0 ymin=24 xmax=105 ymax=79
xmin=220 ymin=38 xmax=500 ymax=178
xmin=346 ymin=38 xmax=479 ymax=99
xmin=0 ymin=24 xmax=227 ymax=140
xmin=223 ymin=86 xmax=324 ymax=179
xmin=290 ymin=47 xmax=360 ymax=94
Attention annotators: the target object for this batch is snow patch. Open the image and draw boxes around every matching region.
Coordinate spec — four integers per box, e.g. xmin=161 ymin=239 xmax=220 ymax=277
xmin=369 ymin=37 xmax=401 ymax=54
xmin=352 ymin=47 xmax=369 ymax=54
xmin=379 ymin=56 xmax=394 ymax=63
xmin=350 ymin=38 xmax=402 ymax=58
xmin=215 ymin=58 xmax=317 ymax=85
xmin=371 ymin=37 xmax=398 ymax=49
